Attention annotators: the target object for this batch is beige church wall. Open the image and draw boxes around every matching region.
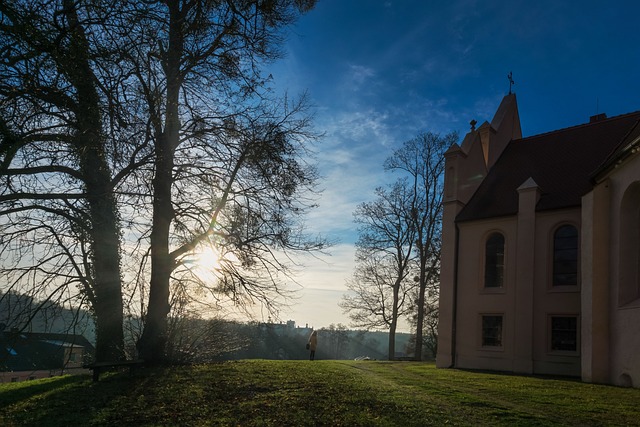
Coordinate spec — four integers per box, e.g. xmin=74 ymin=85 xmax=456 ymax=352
xmin=612 ymin=309 xmax=640 ymax=387
xmin=581 ymin=184 xmax=611 ymax=384
xmin=531 ymin=209 xmax=582 ymax=377
xmin=436 ymin=200 xmax=463 ymax=368
xmin=454 ymin=217 xmax=518 ymax=372
xmin=604 ymin=152 xmax=640 ymax=387
xmin=452 ymin=208 xmax=582 ymax=376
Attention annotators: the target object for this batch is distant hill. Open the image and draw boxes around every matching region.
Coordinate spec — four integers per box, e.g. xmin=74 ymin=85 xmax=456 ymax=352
xmin=1 ymin=292 xmax=414 ymax=361
xmin=0 ymin=292 xmax=96 ymax=344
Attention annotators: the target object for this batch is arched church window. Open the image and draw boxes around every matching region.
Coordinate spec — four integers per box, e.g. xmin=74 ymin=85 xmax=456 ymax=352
xmin=619 ymin=182 xmax=640 ymax=305
xmin=484 ymin=233 xmax=505 ymax=288
xmin=553 ymin=225 xmax=578 ymax=286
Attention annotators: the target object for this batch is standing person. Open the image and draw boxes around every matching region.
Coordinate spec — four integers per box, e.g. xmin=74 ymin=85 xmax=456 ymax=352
xmin=308 ymin=330 xmax=318 ymax=361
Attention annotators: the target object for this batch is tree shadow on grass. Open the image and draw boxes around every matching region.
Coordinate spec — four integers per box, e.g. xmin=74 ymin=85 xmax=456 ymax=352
xmin=0 ymin=374 xmax=84 ymax=407
xmin=1 ymin=372 xmax=151 ymax=427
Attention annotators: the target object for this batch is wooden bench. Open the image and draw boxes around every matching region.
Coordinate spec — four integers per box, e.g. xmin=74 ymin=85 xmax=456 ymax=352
xmin=84 ymin=359 xmax=144 ymax=382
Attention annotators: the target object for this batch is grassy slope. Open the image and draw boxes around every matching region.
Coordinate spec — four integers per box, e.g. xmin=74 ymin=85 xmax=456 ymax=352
xmin=1 ymin=361 xmax=639 ymax=426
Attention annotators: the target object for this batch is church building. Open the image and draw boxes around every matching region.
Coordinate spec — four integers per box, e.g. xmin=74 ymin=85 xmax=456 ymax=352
xmin=436 ymin=92 xmax=640 ymax=388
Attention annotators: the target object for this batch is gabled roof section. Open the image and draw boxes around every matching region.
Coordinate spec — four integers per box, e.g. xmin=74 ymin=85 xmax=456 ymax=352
xmin=487 ymin=94 xmax=521 ymax=167
xmin=459 ymin=125 xmax=482 ymax=153
xmin=456 ymin=110 xmax=640 ymax=222
xmin=444 ymin=142 xmax=462 ymax=157
xmin=592 ymin=116 xmax=640 ymax=181
xmin=491 ymin=93 xmax=520 ymax=133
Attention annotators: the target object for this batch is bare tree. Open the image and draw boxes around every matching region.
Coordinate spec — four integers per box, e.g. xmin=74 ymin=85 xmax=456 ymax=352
xmin=340 ymin=183 xmax=416 ymax=360
xmin=0 ymin=0 xmax=138 ymax=361
xmin=384 ymin=131 xmax=457 ymax=360
xmin=111 ymin=0 xmax=322 ymax=362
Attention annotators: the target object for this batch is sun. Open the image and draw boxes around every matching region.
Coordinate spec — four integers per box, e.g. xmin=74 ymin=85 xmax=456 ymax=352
xmin=186 ymin=245 xmax=223 ymax=283
xmin=185 ymin=244 xmax=240 ymax=284
xmin=196 ymin=246 xmax=222 ymax=271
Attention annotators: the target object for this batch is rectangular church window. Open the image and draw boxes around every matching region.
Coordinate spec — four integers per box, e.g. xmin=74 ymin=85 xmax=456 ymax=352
xmin=481 ymin=315 xmax=503 ymax=347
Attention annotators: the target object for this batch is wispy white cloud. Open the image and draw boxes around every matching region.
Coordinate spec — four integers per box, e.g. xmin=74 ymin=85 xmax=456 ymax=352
xmin=346 ymin=64 xmax=376 ymax=88
xmin=322 ymin=108 xmax=394 ymax=146
xmin=304 ymin=107 xmax=401 ymax=241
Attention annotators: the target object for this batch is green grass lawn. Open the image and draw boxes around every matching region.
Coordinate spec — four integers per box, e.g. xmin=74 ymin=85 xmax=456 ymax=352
xmin=1 ymin=361 xmax=638 ymax=426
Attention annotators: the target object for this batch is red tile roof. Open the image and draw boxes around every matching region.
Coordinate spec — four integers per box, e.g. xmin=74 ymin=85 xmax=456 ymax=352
xmin=456 ymin=111 xmax=640 ymax=222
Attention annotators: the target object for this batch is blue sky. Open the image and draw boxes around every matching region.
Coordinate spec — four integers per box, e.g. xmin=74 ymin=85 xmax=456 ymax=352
xmin=266 ymin=0 xmax=640 ymax=330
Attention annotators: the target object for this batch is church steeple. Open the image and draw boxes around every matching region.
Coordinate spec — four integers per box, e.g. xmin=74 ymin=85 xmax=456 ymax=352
xmin=441 ymin=92 xmax=523 ymax=208
xmin=486 ymin=93 xmax=522 ymax=168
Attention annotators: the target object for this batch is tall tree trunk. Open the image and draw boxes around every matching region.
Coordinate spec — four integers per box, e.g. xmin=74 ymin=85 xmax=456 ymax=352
xmin=86 ymin=158 xmax=125 ymax=362
xmin=389 ymin=279 xmax=401 ymax=360
xmin=414 ymin=258 xmax=426 ymax=361
xmin=388 ymin=319 xmax=397 ymax=361
xmin=137 ymin=1 xmax=183 ymax=362
xmin=64 ymin=0 xmax=124 ymax=361
xmin=137 ymin=134 xmax=175 ymax=362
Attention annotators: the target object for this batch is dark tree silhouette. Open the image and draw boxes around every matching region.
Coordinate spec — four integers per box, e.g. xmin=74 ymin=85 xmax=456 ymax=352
xmin=0 ymin=0 xmax=132 ymax=361
xmin=384 ymin=131 xmax=457 ymax=360
xmin=1 ymin=0 xmax=325 ymax=365
xmin=340 ymin=182 xmax=417 ymax=360
xmin=113 ymin=0 xmax=322 ymax=362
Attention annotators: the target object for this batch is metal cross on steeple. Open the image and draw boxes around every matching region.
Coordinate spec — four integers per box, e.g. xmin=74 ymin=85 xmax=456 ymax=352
xmin=508 ymin=71 xmax=514 ymax=94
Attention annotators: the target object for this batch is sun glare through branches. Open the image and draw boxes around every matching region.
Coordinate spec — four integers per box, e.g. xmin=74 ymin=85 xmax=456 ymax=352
xmin=191 ymin=246 xmax=223 ymax=283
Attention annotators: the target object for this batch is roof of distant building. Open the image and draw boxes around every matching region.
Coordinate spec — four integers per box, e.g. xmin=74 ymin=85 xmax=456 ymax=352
xmin=0 ymin=331 xmax=94 ymax=372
